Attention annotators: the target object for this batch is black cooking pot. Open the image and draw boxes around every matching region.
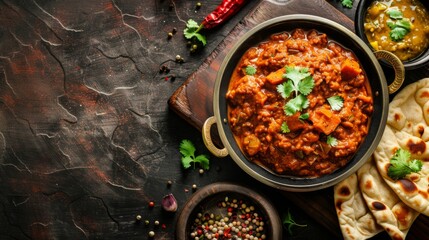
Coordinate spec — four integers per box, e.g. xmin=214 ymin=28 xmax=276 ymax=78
xmin=203 ymin=15 xmax=404 ymax=192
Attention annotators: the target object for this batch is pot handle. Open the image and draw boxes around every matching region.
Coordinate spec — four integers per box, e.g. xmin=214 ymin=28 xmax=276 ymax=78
xmin=373 ymin=50 xmax=405 ymax=94
xmin=202 ymin=116 xmax=229 ymax=157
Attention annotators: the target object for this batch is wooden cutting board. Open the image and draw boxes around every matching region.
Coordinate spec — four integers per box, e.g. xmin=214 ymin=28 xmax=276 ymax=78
xmin=168 ymin=0 xmax=429 ymax=238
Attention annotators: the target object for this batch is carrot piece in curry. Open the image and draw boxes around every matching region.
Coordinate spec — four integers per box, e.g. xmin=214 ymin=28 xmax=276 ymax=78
xmin=310 ymin=107 xmax=341 ymax=135
xmin=266 ymin=67 xmax=286 ymax=85
xmin=341 ymin=58 xmax=362 ymax=80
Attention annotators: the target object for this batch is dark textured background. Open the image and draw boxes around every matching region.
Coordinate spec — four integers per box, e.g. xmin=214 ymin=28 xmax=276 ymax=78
xmin=0 ymin=0 xmax=427 ymax=239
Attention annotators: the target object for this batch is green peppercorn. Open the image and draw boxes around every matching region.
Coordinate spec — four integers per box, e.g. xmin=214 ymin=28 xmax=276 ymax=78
xmin=196 ymin=2 xmax=202 ymax=9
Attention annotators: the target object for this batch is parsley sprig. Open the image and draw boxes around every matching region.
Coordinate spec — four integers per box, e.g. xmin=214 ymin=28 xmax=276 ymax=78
xmin=388 ymin=148 xmax=423 ymax=180
xmin=283 ymin=209 xmax=307 ymax=235
xmin=245 ymin=65 xmax=257 ymax=75
xmin=341 ymin=0 xmax=354 ymax=9
xmin=179 ymin=139 xmax=210 ymax=170
xmin=277 ymin=66 xmax=314 ymax=116
xmin=386 ymin=8 xmax=411 ymax=41
xmin=184 ymin=19 xmax=207 ymax=46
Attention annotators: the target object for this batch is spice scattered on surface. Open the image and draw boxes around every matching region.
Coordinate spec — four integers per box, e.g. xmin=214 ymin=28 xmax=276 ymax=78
xmin=135 ymin=214 xmax=142 ymax=221
xmin=161 ymin=193 xmax=178 ymax=212
xmin=167 ymin=180 xmax=173 ymax=186
xmin=190 ymin=196 xmax=267 ymax=239
xmin=199 ymin=169 xmax=204 ymax=174
xmin=145 ymin=220 xmax=150 ymax=225
xmin=148 ymin=231 xmax=155 ymax=237
xmin=196 ymin=2 xmax=202 ymax=9
xmin=154 ymin=220 xmax=160 ymax=226
xmin=192 ymin=184 xmax=197 ymax=191
xmin=149 ymin=201 xmax=155 ymax=208
xmin=167 ymin=32 xmax=173 ymax=39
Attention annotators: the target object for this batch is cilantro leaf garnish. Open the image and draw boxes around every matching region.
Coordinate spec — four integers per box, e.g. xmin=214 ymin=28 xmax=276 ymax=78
xmin=387 ymin=7 xmax=403 ymax=19
xmin=299 ymin=113 xmax=309 ymax=120
xmin=327 ymin=96 xmax=344 ymax=111
xmin=284 ymin=94 xmax=309 ymax=116
xmin=277 ymin=66 xmax=314 ymax=116
xmin=283 ymin=209 xmax=307 ymax=235
xmin=390 ymin=27 xmax=409 ymax=41
xmin=388 ymin=148 xmax=423 ymax=180
xmin=385 ymin=8 xmax=411 ymax=41
xmin=281 ymin=122 xmax=290 ymax=133
xmin=341 ymin=0 xmax=354 ymax=9
xmin=180 ymin=139 xmax=210 ymax=170
xmin=184 ymin=19 xmax=207 ymax=46
xmin=327 ymin=135 xmax=338 ymax=147
xmin=245 ymin=66 xmax=257 ymax=75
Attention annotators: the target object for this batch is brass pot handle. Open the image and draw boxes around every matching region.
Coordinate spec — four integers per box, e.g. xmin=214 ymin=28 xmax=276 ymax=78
xmin=373 ymin=50 xmax=405 ymax=94
xmin=202 ymin=116 xmax=229 ymax=157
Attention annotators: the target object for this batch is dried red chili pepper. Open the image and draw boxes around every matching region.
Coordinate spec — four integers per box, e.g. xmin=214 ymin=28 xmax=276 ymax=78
xmin=184 ymin=0 xmax=248 ymax=48
xmin=201 ymin=0 xmax=248 ymax=29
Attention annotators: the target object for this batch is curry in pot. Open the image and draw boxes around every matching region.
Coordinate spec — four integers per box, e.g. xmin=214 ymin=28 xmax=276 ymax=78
xmin=226 ymin=29 xmax=373 ymax=178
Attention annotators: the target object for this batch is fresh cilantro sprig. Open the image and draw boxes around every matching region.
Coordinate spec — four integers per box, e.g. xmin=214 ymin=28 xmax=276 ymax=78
xmin=276 ymin=66 xmax=314 ymax=116
xmin=245 ymin=66 xmax=257 ymax=75
xmin=327 ymin=96 xmax=344 ymax=111
xmin=327 ymin=135 xmax=338 ymax=147
xmin=385 ymin=8 xmax=411 ymax=41
xmin=179 ymin=139 xmax=210 ymax=170
xmin=283 ymin=209 xmax=307 ymax=235
xmin=341 ymin=0 xmax=354 ymax=9
xmin=388 ymin=148 xmax=423 ymax=180
xmin=184 ymin=19 xmax=207 ymax=46
xmin=281 ymin=122 xmax=290 ymax=133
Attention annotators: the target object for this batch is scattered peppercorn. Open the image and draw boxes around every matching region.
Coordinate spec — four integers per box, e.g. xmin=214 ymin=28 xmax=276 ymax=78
xmin=154 ymin=220 xmax=160 ymax=226
xmin=167 ymin=180 xmax=172 ymax=186
xmin=145 ymin=220 xmax=150 ymax=225
xmin=199 ymin=169 xmax=204 ymax=174
xmin=135 ymin=215 xmax=142 ymax=221
xmin=167 ymin=32 xmax=173 ymax=39
xmin=172 ymin=27 xmax=177 ymax=34
xmin=149 ymin=201 xmax=155 ymax=208
xmin=192 ymin=184 xmax=197 ymax=191
xmin=196 ymin=2 xmax=202 ymax=9
xmin=175 ymin=55 xmax=184 ymax=63
xmin=148 ymin=231 xmax=155 ymax=237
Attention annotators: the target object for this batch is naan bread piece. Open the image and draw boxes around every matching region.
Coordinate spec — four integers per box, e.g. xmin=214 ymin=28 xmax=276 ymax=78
xmin=374 ymin=78 xmax=429 ymax=216
xmin=334 ymin=173 xmax=383 ymax=240
xmin=358 ymin=157 xmax=419 ymax=240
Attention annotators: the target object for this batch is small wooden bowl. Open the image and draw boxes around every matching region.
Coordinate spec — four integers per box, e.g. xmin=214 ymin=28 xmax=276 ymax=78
xmin=176 ymin=182 xmax=282 ymax=240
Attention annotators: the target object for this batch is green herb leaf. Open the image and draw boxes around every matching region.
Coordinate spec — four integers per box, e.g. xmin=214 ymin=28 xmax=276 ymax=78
xmin=327 ymin=96 xmax=344 ymax=111
xmin=299 ymin=113 xmax=309 ymax=120
xmin=285 ymin=67 xmax=311 ymax=88
xmin=327 ymin=135 xmax=338 ymax=147
xmin=281 ymin=122 xmax=290 ymax=133
xmin=185 ymin=19 xmax=200 ymax=29
xmin=387 ymin=7 xmax=403 ymax=20
xmin=179 ymin=139 xmax=210 ymax=170
xmin=245 ymin=66 xmax=257 ymax=75
xmin=184 ymin=19 xmax=207 ymax=46
xmin=277 ymin=81 xmax=294 ymax=99
xmin=390 ymin=27 xmax=408 ymax=41
xmin=284 ymin=94 xmax=308 ymax=116
xmin=341 ymin=0 xmax=353 ymax=8
xmin=395 ymin=19 xmax=411 ymax=31
xmin=194 ymin=155 xmax=210 ymax=170
xmin=298 ymin=76 xmax=315 ymax=96
xmin=283 ymin=209 xmax=307 ymax=235
xmin=388 ymin=148 xmax=423 ymax=180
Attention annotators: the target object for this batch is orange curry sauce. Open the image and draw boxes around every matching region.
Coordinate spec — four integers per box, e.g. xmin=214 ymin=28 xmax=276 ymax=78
xmin=226 ymin=29 xmax=373 ymax=178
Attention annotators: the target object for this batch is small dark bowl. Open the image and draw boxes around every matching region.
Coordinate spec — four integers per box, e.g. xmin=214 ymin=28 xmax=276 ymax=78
xmin=355 ymin=0 xmax=429 ymax=70
xmin=175 ymin=182 xmax=282 ymax=240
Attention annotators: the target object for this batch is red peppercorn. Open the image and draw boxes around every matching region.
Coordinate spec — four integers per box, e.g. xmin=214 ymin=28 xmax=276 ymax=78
xmin=149 ymin=201 xmax=155 ymax=208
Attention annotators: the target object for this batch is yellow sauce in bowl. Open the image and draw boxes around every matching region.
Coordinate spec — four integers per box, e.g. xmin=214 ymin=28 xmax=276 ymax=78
xmin=364 ymin=0 xmax=429 ymax=61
